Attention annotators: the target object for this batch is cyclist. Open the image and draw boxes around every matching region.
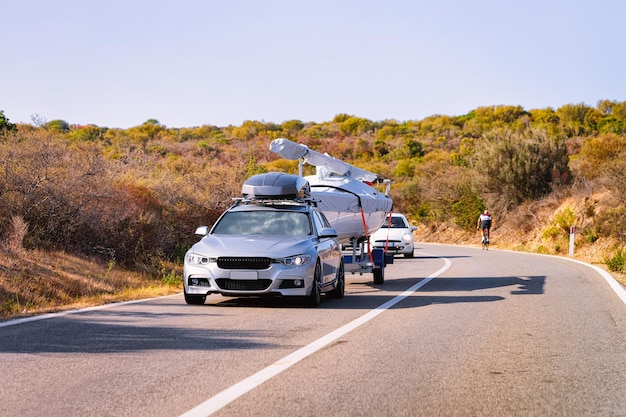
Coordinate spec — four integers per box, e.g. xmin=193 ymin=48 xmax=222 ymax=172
xmin=476 ymin=210 xmax=492 ymax=244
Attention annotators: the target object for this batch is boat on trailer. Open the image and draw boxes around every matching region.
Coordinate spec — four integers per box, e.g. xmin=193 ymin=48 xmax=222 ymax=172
xmin=269 ymin=138 xmax=392 ymax=243
xmin=269 ymin=138 xmax=393 ymax=284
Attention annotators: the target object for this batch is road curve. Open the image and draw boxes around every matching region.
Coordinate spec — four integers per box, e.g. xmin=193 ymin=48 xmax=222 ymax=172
xmin=1 ymin=243 xmax=625 ymax=417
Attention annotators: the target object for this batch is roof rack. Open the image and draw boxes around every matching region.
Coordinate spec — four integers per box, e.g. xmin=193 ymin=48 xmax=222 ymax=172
xmin=232 ymin=197 xmax=318 ymax=207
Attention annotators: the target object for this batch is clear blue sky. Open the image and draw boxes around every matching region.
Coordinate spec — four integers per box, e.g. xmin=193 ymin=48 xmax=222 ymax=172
xmin=3 ymin=0 xmax=625 ymax=128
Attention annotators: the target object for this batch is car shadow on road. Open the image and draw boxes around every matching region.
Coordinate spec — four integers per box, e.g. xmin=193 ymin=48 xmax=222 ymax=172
xmin=199 ymin=273 xmax=545 ymax=311
xmin=0 ymin=316 xmax=279 ymax=354
xmin=405 ymin=275 xmax=545 ymax=295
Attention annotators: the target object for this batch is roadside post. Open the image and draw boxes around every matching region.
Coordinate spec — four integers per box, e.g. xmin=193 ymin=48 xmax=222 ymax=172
xmin=569 ymin=226 xmax=576 ymax=257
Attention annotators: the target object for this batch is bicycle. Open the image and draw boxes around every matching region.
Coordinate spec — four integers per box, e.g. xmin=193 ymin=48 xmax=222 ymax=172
xmin=479 ymin=227 xmax=490 ymax=250
xmin=476 ymin=210 xmax=492 ymax=251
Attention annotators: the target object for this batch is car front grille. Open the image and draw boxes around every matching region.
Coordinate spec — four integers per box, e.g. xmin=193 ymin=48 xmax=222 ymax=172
xmin=217 ymin=257 xmax=272 ymax=270
xmin=215 ymin=279 xmax=272 ymax=291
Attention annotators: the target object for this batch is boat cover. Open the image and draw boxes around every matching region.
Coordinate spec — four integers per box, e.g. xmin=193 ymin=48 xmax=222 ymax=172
xmin=308 ymin=174 xmax=392 ymax=241
xmin=268 ymin=138 xmax=392 ymax=241
xmin=307 ymin=174 xmax=391 ymax=216
xmin=270 ymin=138 xmax=379 ymax=182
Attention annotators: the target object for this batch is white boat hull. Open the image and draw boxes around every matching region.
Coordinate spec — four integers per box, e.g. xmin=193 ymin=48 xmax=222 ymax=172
xmin=307 ymin=175 xmax=392 ymax=243
xmin=318 ymin=210 xmax=388 ymax=242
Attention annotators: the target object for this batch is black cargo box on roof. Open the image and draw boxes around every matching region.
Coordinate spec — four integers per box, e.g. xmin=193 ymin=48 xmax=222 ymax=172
xmin=241 ymin=172 xmax=311 ymax=199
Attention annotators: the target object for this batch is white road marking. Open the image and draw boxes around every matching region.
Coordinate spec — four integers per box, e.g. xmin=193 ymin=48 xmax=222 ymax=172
xmin=495 ymin=248 xmax=626 ymax=305
xmin=567 ymin=257 xmax=626 ymax=305
xmin=179 ymin=255 xmax=451 ymax=417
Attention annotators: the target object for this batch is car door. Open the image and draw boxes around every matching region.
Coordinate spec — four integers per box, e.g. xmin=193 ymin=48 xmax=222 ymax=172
xmin=312 ymin=210 xmax=341 ymax=284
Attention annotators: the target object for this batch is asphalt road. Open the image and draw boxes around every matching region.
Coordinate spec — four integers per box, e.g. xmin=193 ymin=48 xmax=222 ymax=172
xmin=1 ymin=243 xmax=625 ymax=417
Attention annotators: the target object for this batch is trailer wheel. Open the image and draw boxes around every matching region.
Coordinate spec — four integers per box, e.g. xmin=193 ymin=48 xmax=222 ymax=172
xmin=373 ymin=266 xmax=384 ymax=284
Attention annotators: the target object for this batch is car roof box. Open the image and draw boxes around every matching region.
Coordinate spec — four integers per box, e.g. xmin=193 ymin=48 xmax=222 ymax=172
xmin=242 ymin=172 xmax=311 ymax=199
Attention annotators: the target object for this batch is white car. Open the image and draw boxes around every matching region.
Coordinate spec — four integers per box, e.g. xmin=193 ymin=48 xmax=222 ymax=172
xmin=369 ymin=213 xmax=416 ymax=258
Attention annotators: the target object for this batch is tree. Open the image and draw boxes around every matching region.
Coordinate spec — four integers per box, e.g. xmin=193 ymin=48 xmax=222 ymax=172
xmin=68 ymin=125 xmax=106 ymax=142
xmin=44 ymin=119 xmax=70 ymax=132
xmin=462 ymin=105 xmax=529 ymax=136
xmin=332 ymin=113 xmax=352 ymax=123
xmin=410 ymin=150 xmax=482 ymax=228
xmin=596 ymin=100 xmax=626 ymax=134
xmin=473 ymin=128 xmax=570 ymax=207
xmin=0 ymin=110 xmax=17 ymax=132
xmin=556 ymin=103 xmax=601 ymax=136
xmin=572 ymin=133 xmax=626 ymax=192
xmin=281 ymin=119 xmax=304 ymax=135
xmin=339 ymin=116 xmax=374 ymax=136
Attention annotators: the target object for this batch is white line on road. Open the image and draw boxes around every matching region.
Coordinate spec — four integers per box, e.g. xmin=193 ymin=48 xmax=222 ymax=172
xmin=179 ymin=255 xmax=451 ymax=417
xmin=566 ymin=257 xmax=626 ymax=305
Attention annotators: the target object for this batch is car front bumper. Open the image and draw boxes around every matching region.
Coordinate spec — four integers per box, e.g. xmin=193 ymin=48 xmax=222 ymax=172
xmin=184 ymin=262 xmax=316 ymax=297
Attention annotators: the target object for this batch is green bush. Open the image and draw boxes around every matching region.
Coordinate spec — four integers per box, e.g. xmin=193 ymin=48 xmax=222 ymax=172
xmin=605 ymin=248 xmax=625 ymax=273
xmin=542 ymin=224 xmax=562 ymax=240
xmin=451 ymin=192 xmax=485 ymax=232
xmin=553 ymin=206 xmax=576 ymax=232
xmin=472 ymin=128 xmax=570 ymax=207
xmin=584 ymin=228 xmax=599 ymax=243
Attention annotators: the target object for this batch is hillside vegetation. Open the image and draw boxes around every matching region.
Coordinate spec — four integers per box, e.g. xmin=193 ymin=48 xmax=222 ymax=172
xmin=1 ymin=101 xmax=626 ymax=317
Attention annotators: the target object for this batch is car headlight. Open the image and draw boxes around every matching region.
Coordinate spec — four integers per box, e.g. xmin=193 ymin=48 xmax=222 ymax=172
xmin=402 ymin=233 xmax=413 ymax=243
xmin=186 ymin=253 xmax=216 ymax=265
xmin=278 ymin=254 xmax=312 ymax=266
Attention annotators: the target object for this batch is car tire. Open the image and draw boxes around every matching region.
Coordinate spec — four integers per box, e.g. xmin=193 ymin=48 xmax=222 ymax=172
xmin=326 ymin=261 xmax=345 ymax=299
xmin=184 ymin=288 xmax=206 ymax=305
xmin=305 ymin=261 xmax=322 ymax=307
xmin=404 ymin=251 xmax=414 ymax=258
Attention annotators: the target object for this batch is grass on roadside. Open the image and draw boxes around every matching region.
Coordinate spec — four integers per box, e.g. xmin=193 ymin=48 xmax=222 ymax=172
xmin=0 ymin=248 xmax=182 ymax=320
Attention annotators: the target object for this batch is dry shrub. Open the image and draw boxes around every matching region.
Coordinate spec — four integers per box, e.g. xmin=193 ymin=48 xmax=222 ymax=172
xmin=473 ymin=128 xmax=570 ymax=208
xmin=0 ymin=248 xmax=180 ymax=317
xmin=595 ymin=208 xmax=626 ymax=243
xmin=0 ymin=127 xmax=252 ymax=271
xmin=2 ymin=216 xmax=28 ymax=252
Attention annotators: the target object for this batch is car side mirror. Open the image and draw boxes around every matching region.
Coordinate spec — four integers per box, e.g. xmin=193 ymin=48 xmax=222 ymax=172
xmin=319 ymin=227 xmax=338 ymax=238
xmin=195 ymin=226 xmax=209 ymax=236
xmin=411 ymin=225 xmax=417 ymax=231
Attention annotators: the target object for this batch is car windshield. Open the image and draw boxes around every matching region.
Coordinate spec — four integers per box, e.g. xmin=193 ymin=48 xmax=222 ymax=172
xmin=212 ymin=210 xmax=312 ymax=236
xmin=381 ymin=217 xmax=407 ymax=228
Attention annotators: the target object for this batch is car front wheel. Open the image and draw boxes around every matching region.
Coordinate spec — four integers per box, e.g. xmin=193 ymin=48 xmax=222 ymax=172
xmin=326 ymin=261 xmax=345 ymax=299
xmin=305 ymin=261 xmax=322 ymax=307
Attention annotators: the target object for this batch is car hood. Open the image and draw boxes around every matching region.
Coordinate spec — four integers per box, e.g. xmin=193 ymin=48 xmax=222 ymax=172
xmin=189 ymin=234 xmax=319 ymax=257
xmin=370 ymin=228 xmax=411 ymax=240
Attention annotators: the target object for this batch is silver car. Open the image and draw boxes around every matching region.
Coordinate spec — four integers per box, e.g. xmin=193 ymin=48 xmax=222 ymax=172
xmin=183 ymin=173 xmax=345 ymax=307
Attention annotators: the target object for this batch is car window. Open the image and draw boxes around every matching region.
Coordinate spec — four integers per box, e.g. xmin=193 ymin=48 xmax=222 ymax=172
xmin=313 ymin=211 xmax=332 ymax=233
xmin=381 ymin=216 xmax=408 ymax=228
xmin=313 ymin=210 xmax=332 ymax=229
xmin=391 ymin=217 xmax=407 ymax=228
xmin=212 ymin=211 xmax=312 ymax=236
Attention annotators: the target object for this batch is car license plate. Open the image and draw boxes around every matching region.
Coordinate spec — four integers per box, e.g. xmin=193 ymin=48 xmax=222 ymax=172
xmin=230 ymin=271 xmax=258 ymax=280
